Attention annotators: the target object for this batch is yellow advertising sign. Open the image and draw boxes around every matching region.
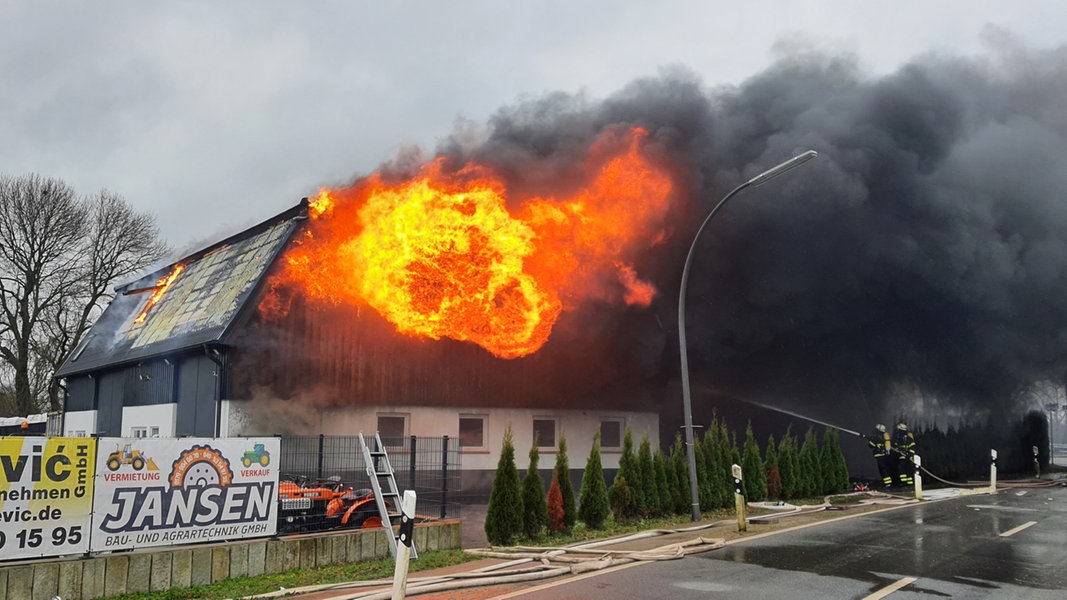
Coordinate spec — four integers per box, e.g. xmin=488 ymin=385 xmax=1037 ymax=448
xmin=0 ymin=436 xmax=95 ymax=560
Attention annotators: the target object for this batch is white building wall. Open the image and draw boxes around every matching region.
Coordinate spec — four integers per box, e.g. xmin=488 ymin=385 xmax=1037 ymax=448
xmin=121 ymin=404 xmax=177 ymax=437
xmin=61 ymin=406 xmax=178 ymax=438
xmin=219 ymin=400 xmax=237 ymax=437
xmin=62 ymin=410 xmax=97 ymax=437
xmin=223 ymin=400 xmax=659 ymax=471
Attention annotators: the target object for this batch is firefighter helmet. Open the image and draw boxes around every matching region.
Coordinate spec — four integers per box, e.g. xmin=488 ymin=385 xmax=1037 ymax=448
xmin=875 ymin=424 xmax=886 ymax=433
xmin=897 ymin=423 xmax=908 ymax=431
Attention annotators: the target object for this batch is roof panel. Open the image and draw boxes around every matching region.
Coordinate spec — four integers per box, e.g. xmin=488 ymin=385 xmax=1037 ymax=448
xmin=55 ymin=204 xmax=305 ymax=377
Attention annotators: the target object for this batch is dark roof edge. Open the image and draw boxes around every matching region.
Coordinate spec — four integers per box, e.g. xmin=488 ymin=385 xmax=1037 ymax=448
xmin=56 ymin=342 xmax=229 ymax=380
xmin=116 ymin=198 xmax=310 ymax=293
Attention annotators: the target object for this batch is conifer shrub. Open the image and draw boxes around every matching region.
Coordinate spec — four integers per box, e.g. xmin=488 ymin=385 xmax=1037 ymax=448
xmin=554 ymin=435 xmax=577 ymax=530
xmin=617 ymin=426 xmax=641 ymax=517
xmin=799 ymin=427 xmax=822 ymax=497
xmin=695 ymin=434 xmax=711 ymax=508
xmin=638 ymin=434 xmax=657 ymax=517
xmin=654 ymin=451 xmax=672 ymax=518
xmin=727 ymin=428 xmax=742 ymax=472
xmin=608 ymin=474 xmax=633 ymax=522
xmin=703 ymin=417 xmax=729 ymax=509
xmin=741 ymin=422 xmax=767 ymax=501
xmin=546 ymin=472 xmax=566 ymax=534
xmin=778 ymin=430 xmax=800 ymax=500
xmin=522 ymin=444 xmax=548 ymax=538
xmin=670 ymin=435 xmax=690 ymax=514
xmin=766 ymin=464 xmax=781 ymax=501
xmin=578 ymin=430 xmax=610 ymax=529
xmin=821 ymin=428 xmax=850 ymax=494
xmin=485 ymin=427 xmax=523 ymax=546
xmin=764 ymin=434 xmax=780 ymax=501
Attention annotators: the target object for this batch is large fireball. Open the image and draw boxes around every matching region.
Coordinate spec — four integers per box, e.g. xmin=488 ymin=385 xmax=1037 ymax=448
xmin=267 ymin=127 xmax=673 ymax=359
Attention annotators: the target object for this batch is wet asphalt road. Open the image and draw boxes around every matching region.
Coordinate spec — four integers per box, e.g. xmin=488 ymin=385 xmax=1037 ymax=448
xmin=502 ymin=486 xmax=1067 ymax=599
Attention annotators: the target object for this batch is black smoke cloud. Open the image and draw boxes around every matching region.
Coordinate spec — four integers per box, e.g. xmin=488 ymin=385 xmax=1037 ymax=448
xmin=431 ymin=36 xmax=1067 ymax=423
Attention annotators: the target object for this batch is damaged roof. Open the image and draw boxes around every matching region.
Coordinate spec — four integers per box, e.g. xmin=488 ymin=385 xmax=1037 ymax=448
xmin=54 ymin=200 xmax=308 ymax=378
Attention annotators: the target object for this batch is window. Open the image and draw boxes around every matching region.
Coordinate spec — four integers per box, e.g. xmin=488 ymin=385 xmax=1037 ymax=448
xmin=131 ymin=427 xmax=148 ymax=438
xmin=459 ymin=415 xmax=487 ymax=451
xmin=150 ymin=426 xmax=160 ymax=438
xmin=600 ymin=419 xmax=623 ymax=450
xmin=377 ymin=413 xmax=408 ymax=442
xmin=533 ymin=418 xmax=557 ymax=449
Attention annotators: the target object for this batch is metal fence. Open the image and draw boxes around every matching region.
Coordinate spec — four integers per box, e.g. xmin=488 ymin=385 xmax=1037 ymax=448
xmin=277 ymin=434 xmax=460 ymax=533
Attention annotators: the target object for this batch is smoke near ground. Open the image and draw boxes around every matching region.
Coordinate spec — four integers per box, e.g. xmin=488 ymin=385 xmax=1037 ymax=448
xmin=419 ymin=35 xmax=1067 ymax=425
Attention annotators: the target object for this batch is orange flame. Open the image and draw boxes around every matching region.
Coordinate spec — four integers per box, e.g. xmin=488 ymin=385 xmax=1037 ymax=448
xmin=134 ymin=264 xmax=185 ymax=324
xmin=270 ymin=127 xmax=673 ymax=358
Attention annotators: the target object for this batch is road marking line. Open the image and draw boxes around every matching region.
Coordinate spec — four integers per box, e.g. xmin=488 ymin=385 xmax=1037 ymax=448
xmin=863 ymin=576 xmax=917 ymax=599
xmin=1000 ymin=521 xmax=1038 ymax=537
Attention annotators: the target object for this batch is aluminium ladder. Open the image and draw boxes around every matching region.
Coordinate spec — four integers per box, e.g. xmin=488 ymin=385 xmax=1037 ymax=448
xmin=359 ymin=432 xmax=417 ymax=559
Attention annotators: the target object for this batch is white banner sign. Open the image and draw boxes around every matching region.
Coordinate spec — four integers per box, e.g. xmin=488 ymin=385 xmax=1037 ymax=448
xmin=0 ymin=436 xmax=95 ymax=560
xmin=90 ymin=437 xmax=278 ymax=551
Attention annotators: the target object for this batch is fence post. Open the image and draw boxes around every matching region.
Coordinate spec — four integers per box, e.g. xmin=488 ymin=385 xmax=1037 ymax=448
xmin=317 ymin=433 xmax=325 ymax=480
xmin=441 ymin=435 xmax=449 ymax=519
xmin=409 ymin=435 xmax=417 ymax=491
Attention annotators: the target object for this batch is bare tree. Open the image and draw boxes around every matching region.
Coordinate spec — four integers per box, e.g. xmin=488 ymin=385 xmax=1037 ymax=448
xmin=0 ymin=174 xmax=168 ymax=415
xmin=39 ymin=191 xmax=169 ymax=410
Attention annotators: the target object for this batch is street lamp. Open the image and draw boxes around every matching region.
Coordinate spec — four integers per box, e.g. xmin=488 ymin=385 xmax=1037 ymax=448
xmin=679 ymin=150 xmax=818 ymax=521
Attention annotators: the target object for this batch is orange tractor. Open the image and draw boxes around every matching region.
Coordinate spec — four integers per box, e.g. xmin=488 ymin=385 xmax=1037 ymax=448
xmin=277 ymin=474 xmax=387 ymax=533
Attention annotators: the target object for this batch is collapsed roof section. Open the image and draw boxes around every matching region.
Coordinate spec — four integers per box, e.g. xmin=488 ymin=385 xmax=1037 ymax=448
xmin=54 ymin=200 xmax=308 ymax=378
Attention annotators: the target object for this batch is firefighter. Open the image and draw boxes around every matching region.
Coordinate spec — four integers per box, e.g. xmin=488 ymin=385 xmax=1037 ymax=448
xmin=866 ymin=424 xmax=894 ymax=489
xmin=894 ymin=423 xmax=916 ymax=486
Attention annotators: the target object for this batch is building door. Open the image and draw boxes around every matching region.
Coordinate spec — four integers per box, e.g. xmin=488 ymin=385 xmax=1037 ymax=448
xmin=95 ymin=372 xmax=124 ymax=436
xmin=176 ymin=355 xmax=219 ymax=436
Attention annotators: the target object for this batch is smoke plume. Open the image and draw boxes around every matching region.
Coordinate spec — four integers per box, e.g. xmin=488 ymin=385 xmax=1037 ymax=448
xmin=418 ymin=33 xmax=1067 ymax=423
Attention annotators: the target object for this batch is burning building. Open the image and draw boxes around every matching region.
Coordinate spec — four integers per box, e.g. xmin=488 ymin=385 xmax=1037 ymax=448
xmin=54 ymin=127 xmax=677 ymax=485
xmin=55 ymin=42 xmax=1067 ymax=485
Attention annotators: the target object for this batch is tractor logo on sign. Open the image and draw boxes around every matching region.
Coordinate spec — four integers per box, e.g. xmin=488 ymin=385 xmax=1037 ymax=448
xmin=105 ymin=443 xmax=158 ymax=472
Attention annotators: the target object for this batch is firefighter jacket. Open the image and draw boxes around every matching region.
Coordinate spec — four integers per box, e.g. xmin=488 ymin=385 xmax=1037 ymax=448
xmin=866 ymin=431 xmax=891 ymax=457
xmin=894 ymin=430 xmax=916 ymax=457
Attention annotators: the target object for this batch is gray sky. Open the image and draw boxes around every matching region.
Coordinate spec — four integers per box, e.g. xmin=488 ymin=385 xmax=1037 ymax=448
xmin=3 ymin=1 xmax=1064 ymax=256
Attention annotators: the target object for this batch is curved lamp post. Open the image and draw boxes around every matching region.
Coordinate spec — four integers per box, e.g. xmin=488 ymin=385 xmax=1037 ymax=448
xmin=679 ymin=150 xmax=818 ymax=521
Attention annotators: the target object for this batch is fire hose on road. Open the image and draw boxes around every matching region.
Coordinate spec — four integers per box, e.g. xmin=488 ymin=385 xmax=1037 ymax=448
xmin=235 ymin=497 xmax=923 ymax=600
xmin=234 ymin=525 xmax=730 ymax=600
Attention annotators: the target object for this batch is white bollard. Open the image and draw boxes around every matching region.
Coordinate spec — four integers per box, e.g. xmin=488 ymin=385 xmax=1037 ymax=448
xmin=731 ymin=464 xmax=746 ymax=532
xmin=391 ymin=490 xmax=417 ymax=600
xmin=990 ymin=449 xmax=998 ymax=494
xmin=912 ymin=454 xmax=922 ymax=500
